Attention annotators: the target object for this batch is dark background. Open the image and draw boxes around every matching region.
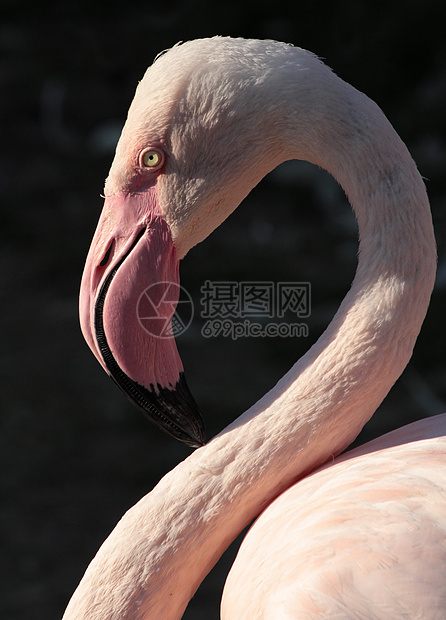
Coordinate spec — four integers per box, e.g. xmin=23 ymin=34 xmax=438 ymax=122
xmin=2 ymin=1 xmax=446 ymax=618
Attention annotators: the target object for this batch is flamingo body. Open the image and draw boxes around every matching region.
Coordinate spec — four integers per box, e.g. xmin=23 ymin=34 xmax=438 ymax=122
xmin=64 ymin=37 xmax=445 ymax=619
xmin=223 ymin=415 xmax=446 ymax=618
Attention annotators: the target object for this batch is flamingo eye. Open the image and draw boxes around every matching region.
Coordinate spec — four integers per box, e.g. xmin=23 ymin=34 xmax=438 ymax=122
xmin=141 ymin=148 xmax=165 ymax=171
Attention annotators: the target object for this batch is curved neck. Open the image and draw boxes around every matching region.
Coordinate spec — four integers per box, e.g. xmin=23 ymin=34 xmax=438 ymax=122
xmin=63 ymin=74 xmax=436 ymax=620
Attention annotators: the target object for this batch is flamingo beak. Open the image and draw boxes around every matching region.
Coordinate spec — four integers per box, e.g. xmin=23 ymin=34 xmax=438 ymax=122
xmin=79 ymin=191 xmax=205 ymax=448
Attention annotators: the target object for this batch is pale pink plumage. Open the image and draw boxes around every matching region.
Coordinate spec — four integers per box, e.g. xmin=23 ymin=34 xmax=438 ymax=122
xmin=64 ymin=37 xmax=446 ymax=619
xmin=222 ymin=416 xmax=446 ymax=618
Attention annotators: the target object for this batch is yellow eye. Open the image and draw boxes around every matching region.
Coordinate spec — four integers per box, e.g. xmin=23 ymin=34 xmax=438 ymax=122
xmin=141 ymin=148 xmax=165 ymax=170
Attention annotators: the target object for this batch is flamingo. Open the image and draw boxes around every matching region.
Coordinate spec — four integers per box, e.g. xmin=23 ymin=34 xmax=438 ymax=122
xmin=65 ymin=37 xmax=446 ymax=618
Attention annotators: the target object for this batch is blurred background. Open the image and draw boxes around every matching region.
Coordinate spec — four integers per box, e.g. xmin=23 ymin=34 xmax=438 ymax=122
xmin=2 ymin=1 xmax=446 ymax=617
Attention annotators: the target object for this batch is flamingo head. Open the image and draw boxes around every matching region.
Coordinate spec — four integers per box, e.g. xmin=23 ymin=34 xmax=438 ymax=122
xmin=79 ymin=37 xmax=317 ymax=446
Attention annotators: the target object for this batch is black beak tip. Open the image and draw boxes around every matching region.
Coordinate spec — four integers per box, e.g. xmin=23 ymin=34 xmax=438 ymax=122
xmin=181 ymin=430 xmax=206 ymax=449
xmin=110 ymin=369 xmax=206 ymax=448
xmin=151 ymin=372 xmax=206 ymax=448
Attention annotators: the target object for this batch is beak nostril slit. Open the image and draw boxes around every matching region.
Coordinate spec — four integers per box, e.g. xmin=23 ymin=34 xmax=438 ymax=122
xmin=100 ymin=241 xmax=114 ymax=267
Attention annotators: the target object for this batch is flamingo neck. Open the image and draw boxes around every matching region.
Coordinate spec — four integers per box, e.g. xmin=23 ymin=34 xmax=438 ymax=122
xmin=63 ymin=67 xmax=436 ymax=620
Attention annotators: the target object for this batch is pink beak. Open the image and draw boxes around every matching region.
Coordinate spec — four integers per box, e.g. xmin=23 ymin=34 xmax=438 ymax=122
xmin=79 ymin=189 xmax=205 ymax=447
